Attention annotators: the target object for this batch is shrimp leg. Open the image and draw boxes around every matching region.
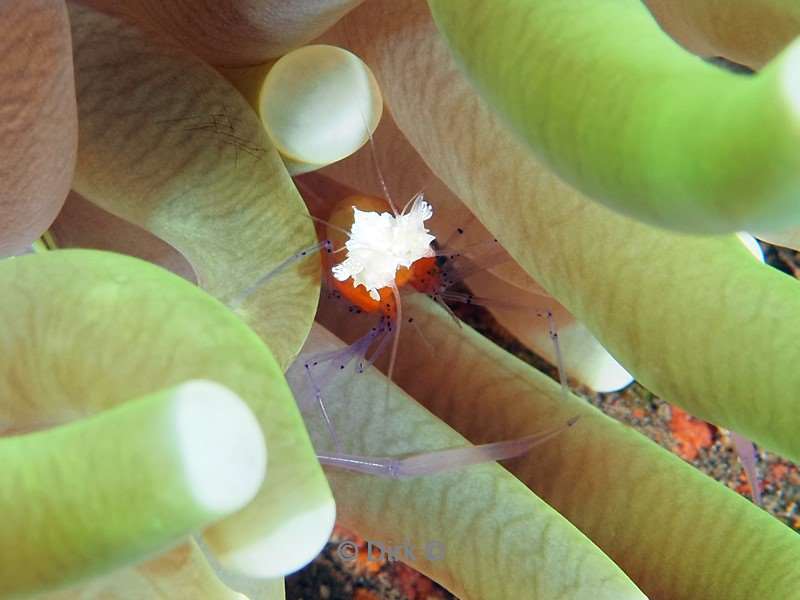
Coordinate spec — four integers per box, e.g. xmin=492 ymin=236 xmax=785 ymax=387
xmin=299 ymin=320 xmax=392 ymax=450
xmin=731 ymin=431 xmax=763 ymax=506
xmin=317 ymin=417 xmax=578 ymax=479
xmin=229 ymin=239 xmax=333 ymax=309
xmin=436 ymin=287 xmax=571 ymax=401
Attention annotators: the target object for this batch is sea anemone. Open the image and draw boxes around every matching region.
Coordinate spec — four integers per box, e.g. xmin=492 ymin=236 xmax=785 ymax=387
xmin=2 ymin=1 xmax=800 ymax=599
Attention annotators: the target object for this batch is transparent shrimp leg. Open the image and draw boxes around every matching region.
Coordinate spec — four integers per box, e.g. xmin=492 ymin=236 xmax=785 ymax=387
xmin=300 ymin=318 xmax=393 ymax=451
xmin=301 ymin=345 xmax=364 ymax=451
xmin=731 ymin=431 xmax=763 ymax=506
xmin=435 ymin=286 xmax=572 ymax=401
xmin=431 ymin=241 xmax=507 ymax=271
xmin=317 ymin=417 xmax=579 ymax=479
xmin=229 ymin=239 xmax=335 ymax=309
xmin=430 ymin=294 xmax=464 ymax=328
xmin=356 ymin=319 xmax=395 ymax=373
xmin=436 ymin=289 xmax=534 ymax=311
xmin=406 ymin=317 xmax=435 ymax=356
xmin=545 ymin=310 xmax=570 ymax=402
xmin=420 ymin=247 xmax=514 ymax=329
xmin=428 ymin=250 xmax=572 ymax=401
xmin=437 ymin=289 xmax=565 ymax=362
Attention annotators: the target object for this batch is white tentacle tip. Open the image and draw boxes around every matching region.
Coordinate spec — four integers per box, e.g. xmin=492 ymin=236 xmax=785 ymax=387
xmin=173 ymin=380 xmax=267 ymax=517
xmin=215 ymin=498 xmax=337 ymax=578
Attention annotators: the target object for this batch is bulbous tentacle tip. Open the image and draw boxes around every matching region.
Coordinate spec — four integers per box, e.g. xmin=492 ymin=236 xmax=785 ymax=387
xmin=212 ymin=497 xmax=336 ymax=578
xmin=774 ymin=38 xmax=800 ymax=115
xmin=173 ymin=380 xmax=268 ymax=517
xmin=736 ymin=232 xmax=764 ymax=261
xmin=0 ymin=378 xmax=272 ymax=596
xmin=255 ymin=44 xmax=383 ymax=174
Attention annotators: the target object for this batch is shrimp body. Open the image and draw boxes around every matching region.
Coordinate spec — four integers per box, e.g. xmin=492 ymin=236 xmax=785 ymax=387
xmin=289 ymin=174 xmax=578 ymax=479
xmin=324 ymin=194 xmax=439 ymax=318
xmin=408 ymin=255 xmax=442 ymax=295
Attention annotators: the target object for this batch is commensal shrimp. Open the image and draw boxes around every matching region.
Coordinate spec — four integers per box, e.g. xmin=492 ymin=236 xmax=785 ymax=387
xmin=277 ymin=173 xmax=578 ymax=479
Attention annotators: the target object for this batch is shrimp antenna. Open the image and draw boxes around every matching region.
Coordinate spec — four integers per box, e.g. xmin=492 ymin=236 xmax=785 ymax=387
xmin=303 ymin=213 xmax=351 ymax=239
xmin=293 ymin=176 xmax=353 ymax=240
xmin=400 ymin=189 xmax=426 ymax=216
xmin=229 ymin=239 xmax=333 ymax=308
xmin=359 ymin=109 xmax=400 ymax=217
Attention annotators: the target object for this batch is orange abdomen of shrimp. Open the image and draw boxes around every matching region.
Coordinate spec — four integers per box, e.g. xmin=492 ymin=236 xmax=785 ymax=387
xmin=325 ymin=194 xmax=439 ymax=318
xmin=408 ymin=256 xmax=441 ymax=295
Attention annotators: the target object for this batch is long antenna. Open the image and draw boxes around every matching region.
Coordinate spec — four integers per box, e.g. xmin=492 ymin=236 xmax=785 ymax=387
xmin=293 ymin=176 xmax=352 ymax=242
xmin=360 ymin=109 xmax=400 ymax=217
xmin=303 ymin=213 xmax=351 ymax=239
xmin=400 ymin=189 xmax=425 ymax=216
